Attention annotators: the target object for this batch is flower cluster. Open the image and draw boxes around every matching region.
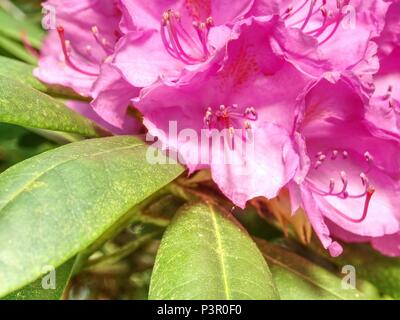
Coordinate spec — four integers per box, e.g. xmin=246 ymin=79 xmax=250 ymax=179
xmin=35 ymin=0 xmax=400 ymax=257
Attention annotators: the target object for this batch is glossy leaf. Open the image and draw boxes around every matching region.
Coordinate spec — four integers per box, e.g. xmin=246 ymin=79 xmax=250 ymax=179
xmin=0 ymin=35 xmax=36 ymax=64
xmin=321 ymin=244 xmax=400 ymax=299
xmin=0 ymin=123 xmax=56 ymax=172
xmin=4 ymin=258 xmax=76 ymax=300
xmin=0 ymin=9 xmax=44 ymax=49
xmin=0 ymin=136 xmax=184 ymax=297
xmin=0 ymin=74 xmax=103 ymax=137
xmin=149 ymin=202 xmax=279 ymax=300
xmin=256 ymin=239 xmax=375 ymax=300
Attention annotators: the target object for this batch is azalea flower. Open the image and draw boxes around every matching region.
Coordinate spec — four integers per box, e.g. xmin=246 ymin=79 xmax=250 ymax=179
xmin=367 ymin=1 xmax=400 ymax=138
xmin=34 ymin=0 xmax=123 ymax=96
xmin=91 ymin=0 xmax=279 ymax=128
xmin=274 ymin=0 xmax=391 ymax=84
xmin=32 ymin=0 xmax=400 ymax=258
xmin=136 ymin=16 xmax=313 ymax=208
xmin=288 ymin=77 xmax=400 ymax=257
xmin=33 ymin=0 xmax=140 ymax=133
xmin=93 ymin=0 xmax=392 ymax=129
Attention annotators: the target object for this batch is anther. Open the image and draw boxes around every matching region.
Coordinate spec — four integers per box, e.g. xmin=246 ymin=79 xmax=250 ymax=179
xmin=206 ymin=17 xmax=214 ymax=27
xmin=161 ymin=9 xmax=212 ymax=64
xmin=314 ymin=160 xmax=323 ymax=169
xmin=203 ymin=104 xmax=258 ymax=140
xmin=204 ymin=107 xmax=213 ymax=128
xmin=321 ymin=6 xmax=328 ymax=17
xmin=244 ymin=107 xmax=258 ymax=121
xmin=364 ymin=152 xmax=373 ymax=164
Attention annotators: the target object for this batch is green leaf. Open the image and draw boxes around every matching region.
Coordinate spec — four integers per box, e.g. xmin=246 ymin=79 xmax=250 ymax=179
xmin=255 ymin=239 xmax=375 ymax=300
xmin=0 ymin=136 xmax=184 ymax=297
xmin=149 ymin=202 xmax=279 ymax=300
xmin=321 ymin=244 xmax=400 ymax=299
xmin=4 ymin=258 xmax=76 ymax=300
xmin=0 ymin=9 xmax=44 ymax=49
xmin=0 ymin=74 xmax=104 ymax=137
xmin=0 ymin=34 xmax=36 ymax=64
xmin=233 ymin=207 xmax=283 ymax=241
xmin=0 ymin=56 xmax=88 ymax=100
xmin=0 ymin=123 xmax=56 ymax=172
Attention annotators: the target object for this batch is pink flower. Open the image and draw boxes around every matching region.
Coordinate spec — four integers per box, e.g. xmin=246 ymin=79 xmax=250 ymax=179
xmin=91 ymin=0 xmax=278 ymax=128
xmin=136 ymin=16 xmax=313 ymax=208
xmin=366 ymin=2 xmax=400 ymax=139
xmin=34 ymin=0 xmax=123 ymax=96
xmin=290 ymin=77 xmax=400 ymax=257
xmin=375 ymin=0 xmax=400 ymax=57
xmin=275 ymin=0 xmax=390 ymax=82
xmin=34 ymin=0 xmax=141 ymax=133
xmin=66 ymin=100 xmax=140 ymax=135
xmin=366 ymin=51 xmax=400 ymax=140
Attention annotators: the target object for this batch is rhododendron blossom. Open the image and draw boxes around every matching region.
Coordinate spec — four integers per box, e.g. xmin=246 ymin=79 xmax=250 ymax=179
xmin=136 ymin=16 xmax=311 ymax=208
xmin=367 ymin=2 xmax=400 ymax=139
xmin=34 ymin=0 xmax=123 ymax=96
xmin=290 ymin=78 xmax=400 ymax=256
xmin=91 ymin=0 xmax=279 ymax=128
xmin=32 ymin=0 xmax=400 ymax=259
xmin=276 ymin=0 xmax=390 ymax=79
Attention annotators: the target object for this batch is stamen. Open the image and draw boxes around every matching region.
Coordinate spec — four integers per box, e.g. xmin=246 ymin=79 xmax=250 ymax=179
xmin=364 ymin=151 xmax=373 ymax=164
xmin=203 ymin=104 xmax=258 ymax=137
xmin=308 ymin=148 xmax=376 ymax=224
xmin=244 ymin=107 xmax=258 ymax=121
xmin=282 ymin=5 xmax=294 ymax=19
xmin=288 ymin=0 xmax=322 ymax=29
xmin=339 ymin=171 xmax=348 ymax=194
xmin=91 ymin=25 xmax=114 ymax=54
xmin=306 ymin=7 xmax=331 ymax=36
xmin=283 ymin=1 xmax=308 ymax=19
xmin=318 ymin=14 xmax=343 ymax=45
xmin=56 ymin=26 xmax=99 ymax=76
xmin=161 ymin=9 xmax=212 ymax=65
xmin=314 ymin=160 xmax=323 ymax=169
xmin=301 ymin=0 xmax=317 ymax=30
xmin=284 ymin=0 xmax=347 ymax=45
xmin=204 ymin=107 xmax=213 ymax=128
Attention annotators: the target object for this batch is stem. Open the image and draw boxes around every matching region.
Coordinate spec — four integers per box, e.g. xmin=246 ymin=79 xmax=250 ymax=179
xmin=86 ymin=231 xmax=161 ymax=269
